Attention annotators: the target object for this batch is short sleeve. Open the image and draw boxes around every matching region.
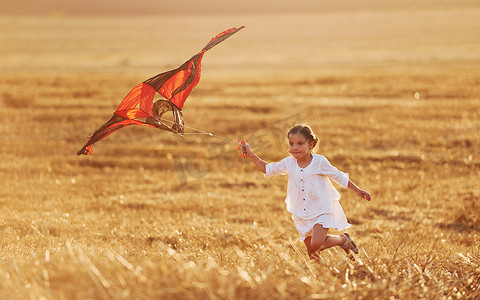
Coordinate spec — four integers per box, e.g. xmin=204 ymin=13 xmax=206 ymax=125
xmin=318 ymin=156 xmax=349 ymax=188
xmin=265 ymin=158 xmax=289 ymax=178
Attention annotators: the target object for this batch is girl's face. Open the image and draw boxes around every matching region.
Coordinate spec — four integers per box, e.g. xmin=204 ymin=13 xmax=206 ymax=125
xmin=288 ymin=133 xmax=315 ymax=161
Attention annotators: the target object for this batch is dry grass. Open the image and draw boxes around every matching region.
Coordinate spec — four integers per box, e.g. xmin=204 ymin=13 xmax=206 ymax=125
xmin=1 ymin=8 xmax=480 ymax=300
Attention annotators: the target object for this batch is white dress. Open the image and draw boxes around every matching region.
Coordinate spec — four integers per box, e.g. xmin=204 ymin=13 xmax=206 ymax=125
xmin=265 ymin=154 xmax=351 ymax=240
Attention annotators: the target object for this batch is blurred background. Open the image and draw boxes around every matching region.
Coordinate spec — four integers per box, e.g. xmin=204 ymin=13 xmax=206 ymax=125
xmin=2 ymin=0 xmax=479 ymax=15
xmin=1 ymin=0 xmax=480 ymax=76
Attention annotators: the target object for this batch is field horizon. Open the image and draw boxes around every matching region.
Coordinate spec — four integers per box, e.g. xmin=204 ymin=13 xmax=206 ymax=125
xmin=1 ymin=8 xmax=480 ymax=299
xmin=2 ymin=0 xmax=480 ymax=16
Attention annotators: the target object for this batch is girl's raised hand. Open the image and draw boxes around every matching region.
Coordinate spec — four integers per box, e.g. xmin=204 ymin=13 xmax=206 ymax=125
xmin=238 ymin=141 xmax=251 ymax=158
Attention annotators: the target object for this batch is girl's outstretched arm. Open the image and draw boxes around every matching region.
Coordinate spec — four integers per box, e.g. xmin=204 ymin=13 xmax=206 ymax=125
xmin=347 ymin=180 xmax=372 ymax=201
xmin=240 ymin=142 xmax=266 ymax=174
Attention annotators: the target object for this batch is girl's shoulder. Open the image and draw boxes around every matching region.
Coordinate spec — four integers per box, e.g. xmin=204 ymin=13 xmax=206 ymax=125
xmin=280 ymin=155 xmax=296 ymax=164
xmin=312 ymin=154 xmax=328 ymax=162
xmin=274 ymin=156 xmax=298 ymax=169
xmin=312 ymin=154 xmax=333 ymax=168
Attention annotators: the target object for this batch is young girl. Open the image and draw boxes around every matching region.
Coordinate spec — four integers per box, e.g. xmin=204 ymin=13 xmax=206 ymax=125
xmin=240 ymin=124 xmax=371 ymax=260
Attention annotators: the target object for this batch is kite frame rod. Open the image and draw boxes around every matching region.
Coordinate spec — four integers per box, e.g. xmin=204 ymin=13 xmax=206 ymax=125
xmin=157 ymin=117 xmax=237 ymax=142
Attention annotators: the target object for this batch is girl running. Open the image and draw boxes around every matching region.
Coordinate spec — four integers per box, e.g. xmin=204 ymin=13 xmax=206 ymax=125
xmin=239 ymin=124 xmax=371 ymax=260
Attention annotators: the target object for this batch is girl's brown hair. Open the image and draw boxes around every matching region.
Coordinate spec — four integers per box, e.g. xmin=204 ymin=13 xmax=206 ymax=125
xmin=287 ymin=124 xmax=319 ymax=149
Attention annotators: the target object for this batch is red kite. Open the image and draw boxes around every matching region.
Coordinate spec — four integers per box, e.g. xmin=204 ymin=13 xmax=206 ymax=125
xmin=77 ymin=26 xmax=245 ymax=155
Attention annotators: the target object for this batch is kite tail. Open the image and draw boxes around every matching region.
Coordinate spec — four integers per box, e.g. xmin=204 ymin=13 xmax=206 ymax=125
xmin=85 ymin=145 xmax=93 ymax=155
xmin=77 ymin=146 xmax=92 ymax=155
xmin=77 ymin=137 xmax=94 ymax=155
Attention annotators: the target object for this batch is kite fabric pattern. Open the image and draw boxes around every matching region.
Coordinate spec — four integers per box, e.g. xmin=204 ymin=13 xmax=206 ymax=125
xmin=77 ymin=26 xmax=245 ymax=155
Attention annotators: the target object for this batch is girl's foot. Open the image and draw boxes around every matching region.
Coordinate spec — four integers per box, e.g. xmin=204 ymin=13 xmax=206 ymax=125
xmin=340 ymin=233 xmax=359 ymax=260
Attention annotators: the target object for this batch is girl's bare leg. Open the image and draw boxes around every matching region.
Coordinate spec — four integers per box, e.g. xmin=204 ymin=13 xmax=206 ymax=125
xmin=304 ymin=224 xmax=347 ymax=259
xmin=303 ymin=236 xmax=315 ymax=258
